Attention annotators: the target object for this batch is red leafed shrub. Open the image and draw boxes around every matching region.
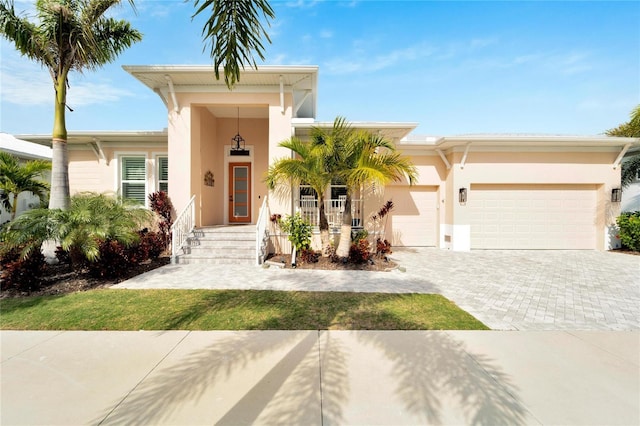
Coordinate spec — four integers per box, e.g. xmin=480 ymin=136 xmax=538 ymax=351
xmin=140 ymin=231 xmax=165 ymax=259
xmin=149 ymin=191 xmax=173 ymax=248
xmin=87 ymin=239 xmax=129 ymax=278
xmin=0 ymin=245 xmax=46 ymax=291
xmin=349 ymin=238 xmax=372 ymax=264
xmin=376 ymin=238 xmax=392 ymax=257
xmin=298 ymin=248 xmax=319 ymax=264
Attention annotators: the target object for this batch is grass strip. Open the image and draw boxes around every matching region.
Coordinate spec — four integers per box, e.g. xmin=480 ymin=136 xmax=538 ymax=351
xmin=0 ymin=289 xmax=489 ymax=331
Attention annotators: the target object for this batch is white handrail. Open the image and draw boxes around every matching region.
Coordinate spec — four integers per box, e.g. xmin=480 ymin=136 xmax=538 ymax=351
xmin=171 ymin=195 xmax=196 ymax=264
xmin=255 ymin=196 xmax=269 ymax=265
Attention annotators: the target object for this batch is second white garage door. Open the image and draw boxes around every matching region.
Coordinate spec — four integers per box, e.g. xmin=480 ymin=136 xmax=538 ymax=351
xmin=383 ymin=186 xmax=438 ymax=247
xmin=470 ymin=184 xmax=597 ymax=249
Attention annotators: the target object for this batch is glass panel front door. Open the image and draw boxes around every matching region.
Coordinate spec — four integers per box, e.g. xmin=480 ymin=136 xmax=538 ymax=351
xmin=229 ymin=163 xmax=251 ymax=223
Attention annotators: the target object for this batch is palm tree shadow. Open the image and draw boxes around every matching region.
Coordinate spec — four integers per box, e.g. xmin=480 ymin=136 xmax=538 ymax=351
xmin=96 ymin=331 xmax=324 ymax=425
xmin=343 ymin=331 xmax=529 ymax=425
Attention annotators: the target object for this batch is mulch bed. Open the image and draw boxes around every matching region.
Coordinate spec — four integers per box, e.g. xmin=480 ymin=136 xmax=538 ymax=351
xmin=265 ymin=253 xmax=398 ymax=271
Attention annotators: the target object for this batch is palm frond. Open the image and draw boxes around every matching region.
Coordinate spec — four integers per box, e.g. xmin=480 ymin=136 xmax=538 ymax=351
xmin=193 ymin=0 xmax=274 ymax=88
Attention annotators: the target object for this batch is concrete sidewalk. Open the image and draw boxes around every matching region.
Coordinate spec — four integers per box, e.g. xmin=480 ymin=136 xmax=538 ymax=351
xmin=1 ymin=330 xmax=638 ymax=425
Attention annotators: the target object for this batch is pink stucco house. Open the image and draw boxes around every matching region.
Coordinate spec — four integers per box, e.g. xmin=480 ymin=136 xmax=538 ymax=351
xmin=19 ymin=65 xmax=640 ymax=262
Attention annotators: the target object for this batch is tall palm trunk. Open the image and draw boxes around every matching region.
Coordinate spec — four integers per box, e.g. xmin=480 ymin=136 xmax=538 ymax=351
xmin=318 ymin=196 xmax=330 ymax=256
xmin=49 ymin=72 xmax=71 ymax=210
xmin=335 ymin=194 xmax=352 ymax=258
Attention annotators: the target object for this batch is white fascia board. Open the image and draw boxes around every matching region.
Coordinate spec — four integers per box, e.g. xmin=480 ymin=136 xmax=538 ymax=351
xmin=123 ymin=64 xmax=319 ymax=74
xmin=17 ymin=130 xmax=168 ymax=147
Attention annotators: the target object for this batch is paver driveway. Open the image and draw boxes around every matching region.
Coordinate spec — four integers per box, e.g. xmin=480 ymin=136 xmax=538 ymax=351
xmin=114 ymin=249 xmax=640 ymax=331
xmin=394 ymin=249 xmax=640 ymax=331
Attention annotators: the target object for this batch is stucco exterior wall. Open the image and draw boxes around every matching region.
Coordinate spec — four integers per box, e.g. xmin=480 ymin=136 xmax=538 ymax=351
xmin=67 ymin=146 xmax=167 ymax=203
xmin=167 ymin=91 xmax=292 ymax=225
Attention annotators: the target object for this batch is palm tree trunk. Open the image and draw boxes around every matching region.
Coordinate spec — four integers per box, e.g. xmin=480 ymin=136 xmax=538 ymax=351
xmin=49 ymin=73 xmax=71 ymax=210
xmin=318 ymin=197 xmax=330 ymax=256
xmin=335 ymin=194 xmax=352 ymax=258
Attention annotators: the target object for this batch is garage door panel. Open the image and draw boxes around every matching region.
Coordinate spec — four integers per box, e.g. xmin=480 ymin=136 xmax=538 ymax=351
xmin=471 ymin=184 xmax=597 ymax=249
xmin=384 ymin=186 xmax=438 ymax=247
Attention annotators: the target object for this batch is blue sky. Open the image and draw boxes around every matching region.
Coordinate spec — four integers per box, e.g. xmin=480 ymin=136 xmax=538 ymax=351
xmin=1 ymin=0 xmax=638 ymax=137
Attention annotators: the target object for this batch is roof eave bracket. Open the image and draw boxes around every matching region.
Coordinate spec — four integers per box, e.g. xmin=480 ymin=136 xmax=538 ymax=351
xmin=435 ymin=149 xmax=451 ymax=170
xmin=294 ymin=90 xmax=311 ymax=118
xmin=613 ymin=143 xmax=632 ymax=169
xmin=279 ymin=75 xmax=285 ymax=115
xmin=460 ymin=142 xmax=472 ymax=169
xmin=165 ymin=75 xmax=179 ymax=113
xmin=88 ymin=138 xmax=107 ymax=164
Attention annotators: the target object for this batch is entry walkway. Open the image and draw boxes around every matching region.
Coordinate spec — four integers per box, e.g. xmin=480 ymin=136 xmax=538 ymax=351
xmin=115 ymin=249 xmax=640 ymax=331
xmin=1 ymin=330 xmax=638 ymax=425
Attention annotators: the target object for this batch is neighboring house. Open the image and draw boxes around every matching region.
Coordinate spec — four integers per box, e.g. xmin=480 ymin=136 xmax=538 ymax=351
xmin=19 ymin=65 xmax=640 ymax=252
xmin=621 ymin=147 xmax=640 ymax=213
xmin=0 ymin=133 xmax=52 ymax=224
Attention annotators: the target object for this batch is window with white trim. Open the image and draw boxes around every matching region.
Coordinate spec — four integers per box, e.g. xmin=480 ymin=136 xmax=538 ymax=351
xmin=157 ymin=156 xmax=168 ymax=192
xmin=121 ymin=156 xmax=146 ymax=205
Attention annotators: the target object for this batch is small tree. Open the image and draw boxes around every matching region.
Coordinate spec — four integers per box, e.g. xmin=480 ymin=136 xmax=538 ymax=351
xmin=0 ymin=151 xmax=50 ymax=221
xmin=279 ymin=213 xmax=312 ymax=252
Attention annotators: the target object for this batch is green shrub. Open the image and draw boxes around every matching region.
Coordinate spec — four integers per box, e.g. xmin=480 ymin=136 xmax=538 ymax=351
xmin=279 ymin=213 xmax=312 ymax=251
xmin=617 ymin=211 xmax=640 ymax=252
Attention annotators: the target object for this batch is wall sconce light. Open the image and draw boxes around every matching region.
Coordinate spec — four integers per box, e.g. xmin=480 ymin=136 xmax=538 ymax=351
xmin=611 ymin=188 xmax=621 ymax=203
xmin=459 ymin=187 xmax=468 ymax=204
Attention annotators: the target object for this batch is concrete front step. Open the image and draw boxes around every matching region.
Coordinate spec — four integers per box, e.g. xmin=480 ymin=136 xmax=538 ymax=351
xmin=185 ymin=238 xmax=255 ymax=248
xmin=174 ymin=255 xmax=255 ymax=265
xmin=174 ymin=225 xmax=257 ymax=265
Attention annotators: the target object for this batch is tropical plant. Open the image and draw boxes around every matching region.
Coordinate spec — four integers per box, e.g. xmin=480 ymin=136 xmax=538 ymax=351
xmin=279 ymin=212 xmax=311 ymax=252
xmin=311 ymin=118 xmax=417 ymax=258
xmin=0 ymin=0 xmax=142 ymax=210
xmin=265 ymin=137 xmax=332 ymax=255
xmin=607 ymin=105 xmax=640 ymax=189
xmin=2 ymin=192 xmax=152 ymax=267
xmin=0 ymin=151 xmax=50 ymax=221
xmin=193 ymin=0 xmax=274 ymax=88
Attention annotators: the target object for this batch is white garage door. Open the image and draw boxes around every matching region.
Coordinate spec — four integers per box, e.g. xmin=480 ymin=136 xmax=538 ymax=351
xmin=470 ymin=184 xmax=597 ymax=249
xmin=383 ymin=186 xmax=438 ymax=246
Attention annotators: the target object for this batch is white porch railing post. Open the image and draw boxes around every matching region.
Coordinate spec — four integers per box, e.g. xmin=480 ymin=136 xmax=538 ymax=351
xmin=171 ymin=195 xmax=196 ymax=264
xmin=255 ymin=196 xmax=269 ymax=265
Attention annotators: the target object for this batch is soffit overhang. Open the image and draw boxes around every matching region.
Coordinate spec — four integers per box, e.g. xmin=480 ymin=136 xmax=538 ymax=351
xmin=17 ymin=130 xmax=168 ymax=147
xmin=399 ymin=135 xmax=640 ymax=153
xmin=292 ymin=121 xmax=418 ymax=142
xmin=123 ymin=65 xmax=319 ymax=118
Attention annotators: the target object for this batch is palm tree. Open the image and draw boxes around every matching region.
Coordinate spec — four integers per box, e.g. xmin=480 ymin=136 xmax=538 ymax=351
xmin=0 ymin=0 xmax=142 ymax=210
xmin=193 ymin=0 xmax=275 ymax=88
xmin=332 ymin=130 xmax=418 ymax=259
xmin=606 ymin=104 xmax=640 ymax=189
xmin=0 ymin=151 xmax=51 ymax=221
xmin=265 ymin=137 xmax=333 ymax=255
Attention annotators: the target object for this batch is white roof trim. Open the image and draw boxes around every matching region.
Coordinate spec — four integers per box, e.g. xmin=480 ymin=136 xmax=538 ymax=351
xmin=0 ymin=133 xmax=52 ymax=160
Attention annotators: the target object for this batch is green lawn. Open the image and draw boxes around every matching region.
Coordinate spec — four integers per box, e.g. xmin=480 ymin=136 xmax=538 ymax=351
xmin=0 ymin=290 xmax=488 ymax=331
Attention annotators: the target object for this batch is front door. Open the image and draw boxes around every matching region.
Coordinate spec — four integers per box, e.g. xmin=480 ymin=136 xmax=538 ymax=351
xmin=228 ymin=162 xmax=251 ymax=223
